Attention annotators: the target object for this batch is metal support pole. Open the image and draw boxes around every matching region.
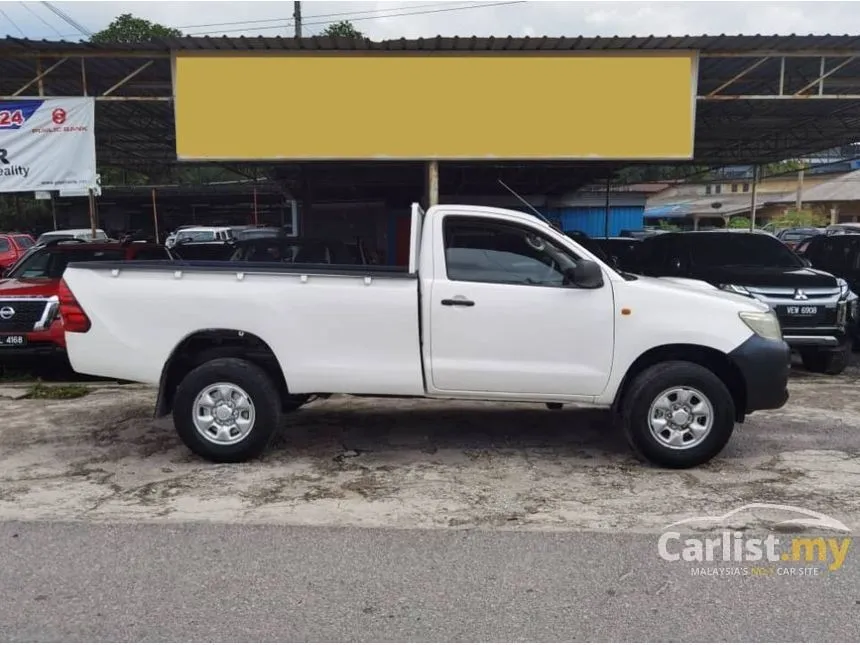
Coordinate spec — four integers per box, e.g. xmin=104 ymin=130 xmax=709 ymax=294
xmin=81 ymin=58 xmax=87 ymax=96
xmin=50 ymin=193 xmax=57 ymax=231
xmin=820 ymin=57 xmax=826 ymax=95
xmin=427 ymin=160 xmax=439 ymax=207
xmin=293 ymin=1 xmax=302 ymax=38
xmin=151 ymin=188 xmax=160 ymax=243
xmin=36 ymin=58 xmax=44 ymax=96
xmin=795 ymin=169 xmax=804 ymax=212
xmin=779 ymin=57 xmax=785 ymax=95
xmin=749 ymin=165 xmax=759 ymax=231
xmin=87 ymin=188 xmax=97 ymax=238
xmin=253 ymin=185 xmax=259 ymax=225
xmin=604 ymin=176 xmax=611 ymax=238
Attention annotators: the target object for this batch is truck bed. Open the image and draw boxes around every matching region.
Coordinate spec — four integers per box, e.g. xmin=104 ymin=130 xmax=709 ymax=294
xmin=63 ymin=260 xmax=426 ymax=396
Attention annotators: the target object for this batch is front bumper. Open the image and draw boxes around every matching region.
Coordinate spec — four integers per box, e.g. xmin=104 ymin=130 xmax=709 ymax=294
xmin=728 ymin=334 xmax=791 ymax=415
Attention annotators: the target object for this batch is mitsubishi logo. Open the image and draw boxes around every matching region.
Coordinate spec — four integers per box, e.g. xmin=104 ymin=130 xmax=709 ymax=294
xmin=0 ymin=306 xmax=15 ymax=320
xmin=794 ymin=289 xmax=809 ymax=301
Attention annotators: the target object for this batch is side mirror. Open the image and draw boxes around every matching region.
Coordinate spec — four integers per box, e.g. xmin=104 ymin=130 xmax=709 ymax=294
xmin=564 ymin=259 xmax=604 ymax=289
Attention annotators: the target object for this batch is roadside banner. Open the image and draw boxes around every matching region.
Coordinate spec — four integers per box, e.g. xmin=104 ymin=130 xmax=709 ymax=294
xmin=0 ymin=97 xmax=97 ymax=194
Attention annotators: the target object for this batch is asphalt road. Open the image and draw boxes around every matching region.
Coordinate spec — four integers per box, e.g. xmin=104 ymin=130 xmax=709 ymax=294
xmin=0 ymin=521 xmax=858 ymax=642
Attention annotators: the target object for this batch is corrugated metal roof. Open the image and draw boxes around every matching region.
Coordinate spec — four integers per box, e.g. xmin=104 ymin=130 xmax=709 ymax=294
xmin=4 ymin=33 xmax=860 ymax=54
xmin=773 ymin=169 xmax=860 ymax=202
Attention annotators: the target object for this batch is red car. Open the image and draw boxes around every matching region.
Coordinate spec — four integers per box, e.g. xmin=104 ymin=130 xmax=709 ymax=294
xmin=0 ymin=240 xmax=172 ymax=357
xmin=0 ymin=233 xmax=36 ymax=270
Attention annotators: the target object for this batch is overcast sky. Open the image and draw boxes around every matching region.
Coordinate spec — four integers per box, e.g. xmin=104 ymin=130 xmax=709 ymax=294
xmin=2 ymin=1 xmax=860 ymax=41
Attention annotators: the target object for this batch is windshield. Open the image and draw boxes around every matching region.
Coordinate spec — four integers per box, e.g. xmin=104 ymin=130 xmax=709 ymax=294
xmin=692 ymin=234 xmax=803 ymax=269
xmin=14 ymin=236 xmax=34 ymax=249
xmin=8 ymin=248 xmax=126 ymax=279
xmin=177 ymin=231 xmax=217 ymax=243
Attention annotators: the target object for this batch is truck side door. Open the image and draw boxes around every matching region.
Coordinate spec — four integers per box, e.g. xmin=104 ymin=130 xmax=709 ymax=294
xmin=425 ymin=214 xmax=615 ymax=398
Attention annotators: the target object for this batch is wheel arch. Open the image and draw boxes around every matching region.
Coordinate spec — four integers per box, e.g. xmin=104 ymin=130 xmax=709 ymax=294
xmin=612 ymin=343 xmax=748 ymax=422
xmin=154 ymin=328 xmax=291 ymax=417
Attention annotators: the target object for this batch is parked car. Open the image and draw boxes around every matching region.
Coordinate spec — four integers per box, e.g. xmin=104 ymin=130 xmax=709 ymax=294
xmin=0 ymin=232 xmax=35 ymax=270
xmin=825 ymin=223 xmax=860 ymax=236
xmin=796 ymin=235 xmax=860 ymax=340
xmin=231 ymin=226 xmax=290 ymax=242
xmin=589 ymin=237 xmax=641 ymax=272
xmin=0 ymin=240 xmax=172 ymax=357
xmin=62 ymin=203 xmax=790 ymax=469
xmin=777 ymin=227 xmax=826 ymax=250
xmin=35 ymin=228 xmax=110 ymax=245
xmin=165 ymin=225 xmax=198 ymax=249
xmin=226 ymin=237 xmax=372 ymax=265
xmin=168 ymin=226 xmax=235 ymax=249
xmin=628 ymin=231 xmax=858 ymax=374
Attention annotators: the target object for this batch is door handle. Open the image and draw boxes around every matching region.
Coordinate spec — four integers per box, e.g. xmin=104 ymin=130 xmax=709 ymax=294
xmin=441 ymin=298 xmax=475 ymax=307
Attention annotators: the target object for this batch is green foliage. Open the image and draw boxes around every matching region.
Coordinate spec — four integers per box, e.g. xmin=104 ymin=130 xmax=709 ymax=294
xmin=727 ymin=216 xmax=751 ymax=229
xmin=763 ymin=159 xmax=804 ymax=178
xmin=90 ymin=13 xmax=182 ymax=44
xmin=656 ymin=220 xmax=680 ymax=231
xmin=0 ymin=196 xmax=53 ymax=232
xmin=770 ymin=208 xmax=829 ymax=229
xmin=319 ymin=20 xmax=365 ymax=38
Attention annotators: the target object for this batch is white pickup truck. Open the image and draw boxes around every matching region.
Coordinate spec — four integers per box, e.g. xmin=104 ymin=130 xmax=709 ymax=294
xmin=60 ymin=204 xmax=791 ymax=469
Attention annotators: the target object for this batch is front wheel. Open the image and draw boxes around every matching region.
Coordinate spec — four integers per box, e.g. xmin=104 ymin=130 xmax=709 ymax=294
xmin=620 ymin=361 xmax=736 ymax=469
xmin=173 ymin=357 xmax=283 ymax=463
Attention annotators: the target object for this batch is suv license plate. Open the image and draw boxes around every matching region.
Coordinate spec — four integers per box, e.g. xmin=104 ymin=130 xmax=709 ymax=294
xmin=0 ymin=335 xmax=27 ymax=346
xmin=785 ymin=305 xmax=818 ymax=316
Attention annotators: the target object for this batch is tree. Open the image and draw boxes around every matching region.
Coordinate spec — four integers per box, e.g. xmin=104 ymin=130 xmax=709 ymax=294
xmin=91 ymin=13 xmax=182 ymax=44
xmin=770 ymin=208 xmax=829 ymax=229
xmin=727 ymin=216 xmax=752 ymax=229
xmin=320 ymin=20 xmax=365 ymax=38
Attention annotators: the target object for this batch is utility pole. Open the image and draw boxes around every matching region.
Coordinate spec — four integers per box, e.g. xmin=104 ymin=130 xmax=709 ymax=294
xmin=293 ymin=1 xmax=302 ymax=38
xmin=795 ymin=168 xmax=804 ymax=212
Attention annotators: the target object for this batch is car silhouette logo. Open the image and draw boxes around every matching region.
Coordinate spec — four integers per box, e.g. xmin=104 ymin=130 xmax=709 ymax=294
xmin=794 ymin=289 xmax=809 ymax=301
xmin=0 ymin=306 xmax=15 ymax=320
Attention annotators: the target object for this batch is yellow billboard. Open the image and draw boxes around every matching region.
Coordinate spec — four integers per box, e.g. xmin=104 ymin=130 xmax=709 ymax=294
xmin=173 ymin=52 xmax=697 ymax=161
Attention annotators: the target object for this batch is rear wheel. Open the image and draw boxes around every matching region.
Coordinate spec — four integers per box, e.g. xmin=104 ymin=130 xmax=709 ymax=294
xmin=173 ymin=357 xmax=282 ymax=462
xmin=620 ymin=361 xmax=736 ymax=469
xmin=800 ymin=343 xmax=851 ymax=375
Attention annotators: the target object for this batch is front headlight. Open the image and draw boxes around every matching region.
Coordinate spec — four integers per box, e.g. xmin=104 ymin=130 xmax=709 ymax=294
xmin=739 ymin=311 xmax=783 ymax=341
xmin=720 ymin=284 xmax=752 ymax=297
xmin=838 ymin=278 xmax=850 ymax=299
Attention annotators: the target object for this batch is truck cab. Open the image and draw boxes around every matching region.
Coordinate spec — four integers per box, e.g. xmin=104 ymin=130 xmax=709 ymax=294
xmin=61 ymin=204 xmax=791 ymax=469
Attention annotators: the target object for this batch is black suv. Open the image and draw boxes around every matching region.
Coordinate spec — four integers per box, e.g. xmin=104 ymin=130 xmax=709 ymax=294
xmin=630 ymin=231 xmax=858 ymax=375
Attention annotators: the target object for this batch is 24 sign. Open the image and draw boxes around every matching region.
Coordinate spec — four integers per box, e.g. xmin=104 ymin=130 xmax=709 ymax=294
xmin=0 ymin=109 xmax=25 ymax=128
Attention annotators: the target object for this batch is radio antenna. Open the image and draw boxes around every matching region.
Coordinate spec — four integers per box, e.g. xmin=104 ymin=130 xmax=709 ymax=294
xmin=497 ymin=179 xmax=550 ymax=223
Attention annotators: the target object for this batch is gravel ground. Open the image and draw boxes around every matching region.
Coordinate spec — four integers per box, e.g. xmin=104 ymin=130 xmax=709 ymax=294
xmin=0 ymin=359 xmax=858 ymax=532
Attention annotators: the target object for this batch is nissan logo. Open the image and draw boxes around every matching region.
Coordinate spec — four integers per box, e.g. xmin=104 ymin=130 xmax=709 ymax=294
xmin=0 ymin=306 xmax=15 ymax=320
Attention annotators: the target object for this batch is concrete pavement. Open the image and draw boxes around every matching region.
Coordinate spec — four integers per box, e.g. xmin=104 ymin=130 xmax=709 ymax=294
xmin=1 ymin=521 xmax=858 ymax=642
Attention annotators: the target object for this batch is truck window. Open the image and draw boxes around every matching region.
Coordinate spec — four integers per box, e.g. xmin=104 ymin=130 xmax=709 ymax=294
xmin=443 ymin=217 xmax=578 ymax=287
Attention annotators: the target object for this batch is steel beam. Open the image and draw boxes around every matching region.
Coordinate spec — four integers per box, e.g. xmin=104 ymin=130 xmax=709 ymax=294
xmin=10 ymin=57 xmax=68 ymax=96
xmin=101 ymin=60 xmax=155 ymax=97
xmin=699 ymin=94 xmax=860 ymax=100
xmin=706 ymin=56 xmax=771 ymax=97
xmin=793 ymin=56 xmax=858 ymax=96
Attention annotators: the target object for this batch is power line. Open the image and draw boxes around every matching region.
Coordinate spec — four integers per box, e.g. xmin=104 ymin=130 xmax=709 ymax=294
xmin=0 ymin=6 xmax=27 ymax=37
xmin=40 ymin=1 xmax=92 ymax=37
xmin=19 ymin=1 xmax=63 ymax=38
xmin=190 ymin=1 xmax=526 ymax=36
xmin=177 ymin=2 xmax=453 ymax=30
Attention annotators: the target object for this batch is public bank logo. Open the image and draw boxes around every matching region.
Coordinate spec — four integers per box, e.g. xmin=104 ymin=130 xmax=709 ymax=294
xmin=657 ymin=503 xmax=852 ymax=577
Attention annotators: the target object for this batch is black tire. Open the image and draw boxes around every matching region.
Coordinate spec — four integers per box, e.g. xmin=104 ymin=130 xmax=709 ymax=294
xmin=620 ymin=361 xmax=736 ymax=469
xmin=800 ymin=345 xmax=851 ymax=375
xmin=172 ymin=357 xmax=282 ymax=463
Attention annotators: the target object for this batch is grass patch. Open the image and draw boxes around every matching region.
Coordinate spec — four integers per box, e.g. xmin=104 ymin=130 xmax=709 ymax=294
xmin=25 ymin=382 xmax=91 ymax=400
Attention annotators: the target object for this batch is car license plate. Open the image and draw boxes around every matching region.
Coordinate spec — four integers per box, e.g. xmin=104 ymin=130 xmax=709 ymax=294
xmin=0 ymin=335 xmax=26 ymax=346
xmin=785 ymin=305 xmax=818 ymax=316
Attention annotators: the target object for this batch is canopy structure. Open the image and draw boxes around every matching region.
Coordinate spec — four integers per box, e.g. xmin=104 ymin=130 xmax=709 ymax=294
xmin=2 ymin=34 xmax=860 ymax=201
